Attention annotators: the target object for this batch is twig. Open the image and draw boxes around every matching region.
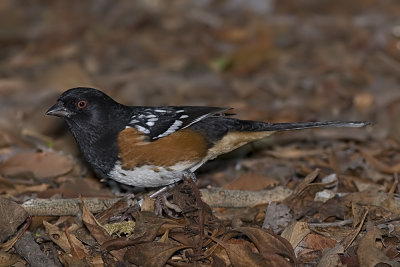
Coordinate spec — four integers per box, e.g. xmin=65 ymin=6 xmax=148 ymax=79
xmin=14 ymin=231 xmax=57 ymax=267
xmin=22 ymin=198 xmax=123 ymax=216
xmin=343 ymin=209 xmax=369 ymax=251
xmin=0 ymin=216 xmax=32 ymax=251
xmin=388 ymin=173 xmax=398 ymax=195
xmin=22 ymin=186 xmax=293 ymax=216
xmin=308 ymin=219 xmax=353 ymax=228
xmin=200 ymin=186 xmax=292 ymax=208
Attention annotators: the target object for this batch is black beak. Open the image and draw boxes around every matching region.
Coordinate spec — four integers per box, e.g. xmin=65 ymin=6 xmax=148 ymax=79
xmin=46 ymin=102 xmax=73 ymax=118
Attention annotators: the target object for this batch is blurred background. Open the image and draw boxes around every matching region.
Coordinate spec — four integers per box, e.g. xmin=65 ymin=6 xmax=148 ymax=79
xmin=2 ymin=2 xmax=400 ymax=265
xmin=0 ymin=0 xmax=399 ymax=189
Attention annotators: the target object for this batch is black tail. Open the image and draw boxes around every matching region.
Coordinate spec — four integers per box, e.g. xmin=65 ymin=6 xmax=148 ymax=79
xmin=258 ymin=121 xmax=370 ymax=131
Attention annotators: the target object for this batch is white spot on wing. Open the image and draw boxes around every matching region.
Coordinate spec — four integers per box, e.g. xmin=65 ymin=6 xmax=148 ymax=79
xmin=180 ymin=114 xmax=189 ymax=119
xmin=156 ymin=120 xmax=183 ymax=138
xmin=182 ymin=113 xmax=211 ymax=129
xmin=146 ymin=121 xmax=155 ymax=126
xmin=155 ymin=109 xmax=167 ymax=113
xmin=130 ymin=119 xmax=139 ymax=123
xmin=176 ymin=110 xmax=184 ymax=113
xmin=148 ymin=117 xmax=158 ymax=122
xmin=135 ymin=125 xmax=150 ymax=134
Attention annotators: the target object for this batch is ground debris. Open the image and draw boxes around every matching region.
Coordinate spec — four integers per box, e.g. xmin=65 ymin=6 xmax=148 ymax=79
xmin=0 ymin=0 xmax=399 ymax=266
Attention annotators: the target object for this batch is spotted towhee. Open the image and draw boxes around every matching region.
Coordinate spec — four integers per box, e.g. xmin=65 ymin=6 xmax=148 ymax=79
xmin=46 ymin=87 xmax=369 ymax=189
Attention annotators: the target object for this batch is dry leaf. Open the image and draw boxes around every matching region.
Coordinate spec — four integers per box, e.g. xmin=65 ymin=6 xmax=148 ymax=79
xmin=226 ymin=227 xmax=297 ymax=266
xmin=361 ymin=149 xmax=400 ymax=174
xmin=281 ymin=221 xmax=311 ymax=249
xmin=225 ymin=172 xmax=278 ymax=191
xmin=44 ymin=221 xmax=90 ymax=259
xmin=81 ymin=198 xmax=125 ymax=262
xmin=317 ymin=244 xmax=344 ymax=267
xmin=43 ymin=221 xmax=72 ymax=254
xmin=65 ymin=228 xmax=88 ymax=259
xmin=0 ymin=150 xmax=73 ymax=179
xmin=58 ymin=252 xmax=86 ymax=267
xmin=357 ymin=227 xmax=389 ymax=267
xmin=224 ymin=242 xmax=270 ymax=266
xmin=124 ymin=242 xmax=188 ymax=267
xmin=262 ymin=202 xmax=293 ymax=234
xmin=81 ymin=199 xmax=110 ymax=245
xmin=267 ymin=147 xmax=323 ymax=159
xmin=301 ymin=233 xmax=337 ymax=251
xmin=0 ymin=251 xmax=23 ymax=267
xmin=0 ymin=197 xmax=28 ymax=243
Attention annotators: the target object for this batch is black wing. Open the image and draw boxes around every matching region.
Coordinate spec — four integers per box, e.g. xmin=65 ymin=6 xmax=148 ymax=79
xmin=127 ymin=106 xmax=231 ymax=140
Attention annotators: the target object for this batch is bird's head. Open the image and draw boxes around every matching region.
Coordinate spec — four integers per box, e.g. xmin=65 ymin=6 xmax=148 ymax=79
xmin=46 ymin=87 xmax=124 ymax=127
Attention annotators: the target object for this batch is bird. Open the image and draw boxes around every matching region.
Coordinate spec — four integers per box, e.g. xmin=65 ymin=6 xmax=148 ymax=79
xmin=46 ymin=87 xmax=369 ymax=191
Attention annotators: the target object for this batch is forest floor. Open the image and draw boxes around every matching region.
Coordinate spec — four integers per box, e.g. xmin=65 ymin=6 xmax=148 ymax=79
xmin=0 ymin=1 xmax=400 ymax=266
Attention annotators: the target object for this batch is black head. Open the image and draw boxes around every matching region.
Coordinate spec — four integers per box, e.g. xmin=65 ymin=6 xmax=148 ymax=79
xmin=46 ymin=87 xmax=125 ymax=128
xmin=46 ymin=87 xmax=130 ymax=177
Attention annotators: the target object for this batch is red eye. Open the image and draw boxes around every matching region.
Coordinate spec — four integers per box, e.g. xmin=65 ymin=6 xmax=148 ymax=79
xmin=77 ymin=100 xmax=87 ymax=109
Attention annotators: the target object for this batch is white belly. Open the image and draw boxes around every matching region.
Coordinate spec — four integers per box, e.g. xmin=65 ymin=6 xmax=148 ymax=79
xmin=108 ymin=161 xmax=193 ymax=187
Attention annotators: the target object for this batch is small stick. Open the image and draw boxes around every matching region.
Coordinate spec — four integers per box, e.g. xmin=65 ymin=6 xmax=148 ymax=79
xmin=22 ymin=186 xmax=293 ymax=216
xmin=308 ymin=219 xmax=353 ymax=228
xmin=343 ymin=209 xmax=369 ymax=251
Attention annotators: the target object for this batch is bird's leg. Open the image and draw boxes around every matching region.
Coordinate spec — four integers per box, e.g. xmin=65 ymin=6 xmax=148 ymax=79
xmin=149 ymin=171 xmax=197 ymax=198
xmin=150 ymin=171 xmax=197 ymax=216
xmin=149 ymin=184 xmax=175 ymax=199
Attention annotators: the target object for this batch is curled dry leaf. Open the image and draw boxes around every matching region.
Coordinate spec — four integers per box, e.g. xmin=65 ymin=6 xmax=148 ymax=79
xmin=81 ymin=199 xmax=110 ymax=245
xmin=81 ymin=198 xmax=126 ymax=262
xmin=262 ymin=202 xmax=293 ymax=234
xmin=0 ymin=197 xmax=28 ymax=243
xmin=317 ymin=244 xmax=344 ymax=267
xmin=43 ymin=221 xmax=88 ymax=258
xmin=43 ymin=221 xmax=71 ymax=253
xmin=0 ymin=150 xmax=73 ymax=179
xmin=357 ymin=227 xmax=389 ymax=267
xmin=124 ymin=242 xmax=189 ymax=267
xmin=360 ymin=149 xmax=400 ymax=174
xmin=0 ymin=251 xmax=23 ymax=267
xmin=281 ymin=221 xmax=310 ymax=250
xmin=223 ymin=227 xmax=297 ymax=266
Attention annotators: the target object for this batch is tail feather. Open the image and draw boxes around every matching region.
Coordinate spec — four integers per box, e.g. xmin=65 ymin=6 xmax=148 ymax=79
xmin=259 ymin=121 xmax=370 ymax=131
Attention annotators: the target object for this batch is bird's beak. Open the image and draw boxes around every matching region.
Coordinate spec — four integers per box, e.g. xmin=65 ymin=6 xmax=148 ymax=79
xmin=46 ymin=102 xmax=73 ymax=118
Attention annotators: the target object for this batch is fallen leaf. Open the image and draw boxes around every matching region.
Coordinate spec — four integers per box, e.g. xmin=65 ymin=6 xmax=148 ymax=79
xmin=262 ymin=202 xmax=293 ymax=234
xmin=0 ymin=197 xmax=28 ymax=243
xmin=225 ymin=172 xmax=278 ymax=191
xmin=353 ymin=92 xmax=374 ymax=112
xmin=267 ymin=147 xmax=323 ymax=159
xmin=357 ymin=227 xmax=389 ymax=267
xmin=81 ymin=198 xmax=110 ymax=245
xmin=43 ymin=221 xmax=72 ymax=254
xmin=86 ymin=254 xmax=104 ymax=267
xmin=224 ymin=241 xmax=270 ymax=266
xmin=0 ymin=251 xmax=23 ymax=267
xmin=124 ymin=242 xmax=188 ymax=267
xmin=317 ymin=243 xmax=344 ymax=267
xmin=58 ymin=252 xmax=86 ymax=267
xmin=227 ymin=227 xmax=297 ymax=266
xmin=281 ymin=221 xmax=311 ymax=249
xmin=361 ymin=149 xmax=400 ymax=174
xmin=81 ymin=198 xmax=127 ymax=262
xmin=65 ymin=227 xmax=88 ymax=259
xmin=301 ymin=233 xmax=337 ymax=251
xmin=0 ymin=150 xmax=73 ymax=179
